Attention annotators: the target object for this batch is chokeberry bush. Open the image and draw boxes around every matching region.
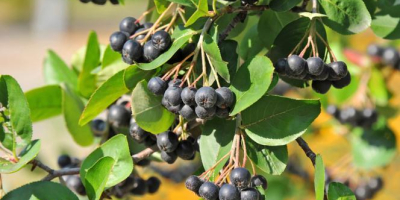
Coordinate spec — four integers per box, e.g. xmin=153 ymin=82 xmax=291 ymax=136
xmin=2 ymin=0 xmax=400 ymax=199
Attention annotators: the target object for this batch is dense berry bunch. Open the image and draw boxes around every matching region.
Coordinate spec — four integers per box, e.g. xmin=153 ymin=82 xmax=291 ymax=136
xmin=79 ymin=0 xmax=119 ymax=5
xmin=110 ymin=175 xmax=161 ymax=198
xmin=156 ymin=131 xmax=199 ymax=164
xmin=185 ymin=168 xmax=267 ymax=200
xmin=109 ymin=17 xmax=172 ymax=64
xmin=148 ymin=77 xmax=235 ymax=120
xmin=326 ymin=105 xmax=378 ymax=128
xmin=274 ymin=55 xmax=351 ymax=94
xmin=367 ymin=44 xmax=400 ymax=69
xmin=57 ymin=155 xmax=86 ymax=196
xmin=354 ymin=177 xmax=383 ymax=200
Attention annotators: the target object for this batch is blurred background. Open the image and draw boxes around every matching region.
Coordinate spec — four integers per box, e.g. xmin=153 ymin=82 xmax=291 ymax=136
xmin=1 ymin=0 xmax=400 ymax=200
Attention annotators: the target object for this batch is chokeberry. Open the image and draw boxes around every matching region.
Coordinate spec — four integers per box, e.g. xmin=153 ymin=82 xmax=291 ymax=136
xmin=199 ymin=182 xmax=220 ymax=200
xmin=164 ymin=86 xmax=183 ymax=106
xmin=143 ymin=22 xmax=154 ymax=29
xmin=311 ymin=65 xmax=329 ymax=81
xmin=287 ymin=55 xmax=306 ymax=75
xmin=161 ymin=150 xmax=178 ymax=164
xmin=148 ymin=77 xmax=167 ymax=96
xmin=130 ymin=177 xmax=147 ymax=195
xmin=157 ymin=131 xmax=179 ymax=153
xmin=66 ymin=176 xmax=86 ymax=195
xmin=307 ymin=57 xmax=325 ymax=76
xmin=107 ymin=105 xmax=131 ymax=128
xmin=215 ymin=87 xmax=234 ymax=108
xmin=367 ymin=44 xmax=383 ymax=57
xmin=167 ymin=104 xmax=183 ymax=114
xmin=179 ymin=105 xmax=196 ymax=121
xmin=152 ymin=30 xmax=171 ymax=51
xmin=332 ymin=73 xmax=351 ymax=89
xmin=119 ymin=17 xmax=139 ymax=35
xmin=110 ymin=31 xmax=128 ymax=52
xmin=355 ymin=185 xmax=372 ymax=200
xmin=176 ymin=140 xmax=195 ymax=160
xmin=181 ymin=87 xmax=197 ymax=106
xmin=91 ymin=118 xmax=108 ymax=137
xmin=326 ymin=105 xmax=339 ymax=117
xmin=367 ymin=177 xmax=383 ymax=192
xmin=129 ymin=122 xmax=149 ymax=143
xmin=241 ymin=188 xmax=260 ymax=200
xmin=219 ymin=184 xmax=240 ymax=200
xmin=195 ymin=87 xmax=217 ymax=108
xmin=143 ymin=41 xmax=162 ymax=62
xmin=195 ymin=106 xmax=216 ymax=119
xmin=216 ymin=107 xmax=230 ymax=118
xmin=168 ymin=79 xmax=182 ymax=87
xmin=134 ymin=28 xmax=147 ymax=41
xmin=382 ymin=47 xmax=400 ymax=66
xmin=144 ymin=135 xmax=157 ymax=147
xmin=329 ymin=61 xmax=348 ymax=79
xmin=274 ymin=58 xmax=287 ymax=74
xmin=230 ymin=167 xmax=251 ymax=189
xmin=185 ymin=175 xmax=204 ymax=194
xmin=58 ymin=155 xmax=72 ymax=168
xmin=122 ymin=40 xmax=143 ymax=64
xmin=339 ymin=107 xmax=358 ymax=124
xmin=146 ymin=177 xmax=161 ymax=194
xmin=250 ymin=175 xmax=268 ymax=190
xmin=311 ymin=80 xmax=331 ymax=94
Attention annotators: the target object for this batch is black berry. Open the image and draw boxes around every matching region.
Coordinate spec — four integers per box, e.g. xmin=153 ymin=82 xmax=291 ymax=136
xmin=122 ymin=40 xmax=143 ymax=64
xmin=241 ymin=188 xmax=260 ymax=200
xmin=151 ymin=30 xmax=171 ymax=51
xmin=110 ymin=31 xmax=128 ymax=52
xmin=179 ymin=105 xmax=197 ymax=121
xmin=66 ymin=176 xmax=86 ymax=196
xmin=185 ymin=175 xmax=204 ymax=195
xmin=181 ymin=87 xmax=197 ymax=106
xmin=215 ymin=87 xmax=235 ymax=108
xmin=312 ymin=80 xmax=331 ymax=94
xmin=58 ymin=155 xmax=72 ymax=168
xmin=168 ymin=79 xmax=182 ymax=87
xmin=382 ymin=47 xmax=400 ymax=66
xmin=329 ymin=61 xmax=348 ymax=79
xmin=250 ymin=175 xmax=268 ymax=190
xmin=164 ymin=86 xmax=183 ymax=106
xmin=144 ymin=135 xmax=157 ymax=147
xmin=130 ymin=177 xmax=147 ymax=195
xmin=107 ymin=105 xmax=131 ymax=128
xmin=287 ymin=55 xmax=306 ymax=75
xmin=156 ymin=131 xmax=179 ymax=152
xmin=195 ymin=106 xmax=216 ymax=119
xmin=143 ymin=41 xmax=162 ymax=62
xmin=146 ymin=177 xmax=161 ymax=194
xmin=91 ymin=118 xmax=108 ymax=137
xmin=129 ymin=122 xmax=149 ymax=143
xmin=332 ymin=73 xmax=351 ymax=89
xmin=195 ymin=87 xmax=217 ymax=108
xmin=119 ymin=17 xmax=139 ymax=35
xmin=148 ymin=77 xmax=167 ymax=96
xmin=367 ymin=177 xmax=383 ymax=192
xmin=274 ymin=58 xmax=287 ymax=74
xmin=176 ymin=140 xmax=195 ymax=160
xmin=306 ymin=57 xmax=325 ymax=76
xmin=199 ymin=182 xmax=219 ymax=200
xmin=230 ymin=167 xmax=251 ymax=189
xmin=219 ymin=184 xmax=240 ymax=200
xmin=161 ymin=150 xmax=178 ymax=164
xmin=216 ymin=107 xmax=230 ymax=118
xmin=367 ymin=44 xmax=383 ymax=57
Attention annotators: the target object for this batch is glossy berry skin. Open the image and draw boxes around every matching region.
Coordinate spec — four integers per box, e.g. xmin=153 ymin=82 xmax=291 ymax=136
xmin=167 ymin=104 xmax=182 ymax=114
xmin=311 ymin=80 xmax=331 ymax=94
xmin=58 ymin=155 xmax=72 ymax=168
xmin=157 ymin=131 xmax=179 ymax=153
xmin=130 ymin=177 xmax=147 ymax=195
xmin=311 ymin=65 xmax=329 ymax=81
xmin=329 ymin=61 xmax=348 ymax=79
xmin=216 ymin=107 xmax=230 ymax=119
xmin=241 ymin=188 xmax=260 ymax=200
xmin=66 ymin=176 xmax=86 ymax=195
xmin=307 ymin=57 xmax=325 ymax=76
xmin=195 ymin=106 xmax=216 ymax=119
xmin=176 ymin=140 xmax=195 ymax=160
xmin=332 ymin=73 xmax=351 ymax=89
xmin=195 ymin=87 xmax=217 ymax=108
xmin=179 ymin=105 xmax=196 ymax=121
xmin=251 ymin=175 xmax=268 ymax=190
xmin=382 ymin=47 xmax=400 ymax=66
xmin=119 ymin=17 xmax=139 ymax=35
xmin=161 ymin=150 xmax=177 ymax=164
xmin=181 ymin=87 xmax=197 ymax=106
xmin=367 ymin=44 xmax=383 ymax=57
xmin=122 ymin=40 xmax=142 ymax=64
xmin=219 ymin=184 xmax=240 ymax=200
xmin=146 ymin=177 xmax=161 ymax=193
xmin=274 ymin=58 xmax=288 ymax=74
xmin=164 ymin=86 xmax=183 ymax=106
xmin=199 ymin=182 xmax=220 ymax=200
xmin=107 ymin=105 xmax=131 ymax=128
xmin=215 ymin=87 xmax=235 ymax=108
xmin=91 ymin=118 xmax=108 ymax=137
xmin=129 ymin=122 xmax=149 ymax=143
xmin=147 ymin=77 xmax=167 ymax=96
xmin=168 ymin=79 xmax=183 ymax=87
xmin=133 ymin=27 xmax=147 ymax=41
xmin=143 ymin=41 xmax=162 ymax=62
xmin=185 ymin=175 xmax=204 ymax=194
xmin=152 ymin=30 xmax=171 ymax=51
xmin=287 ymin=55 xmax=306 ymax=75
xmin=143 ymin=22 xmax=154 ymax=29
xmin=110 ymin=31 xmax=128 ymax=52
xmin=230 ymin=167 xmax=251 ymax=189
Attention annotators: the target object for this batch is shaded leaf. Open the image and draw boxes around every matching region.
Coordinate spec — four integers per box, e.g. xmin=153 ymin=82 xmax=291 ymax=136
xmin=270 ymin=0 xmax=302 ymax=12
xmin=328 ymin=182 xmax=356 ymax=200
xmin=2 ymin=181 xmax=78 ymax=200
xmin=84 ymin=157 xmax=115 ymax=200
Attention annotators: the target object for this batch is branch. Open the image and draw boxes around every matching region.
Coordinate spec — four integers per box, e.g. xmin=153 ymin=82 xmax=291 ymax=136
xmin=295 ymin=137 xmax=316 ymax=166
xmin=30 ymin=160 xmax=80 ymax=181
xmin=218 ymin=11 xmax=247 ymax=43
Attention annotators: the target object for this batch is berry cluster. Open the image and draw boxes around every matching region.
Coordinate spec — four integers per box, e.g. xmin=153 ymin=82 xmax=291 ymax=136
xmin=79 ymin=0 xmax=119 ymax=5
xmin=354 ymin=177 xmax=383 ymax=200
xmin=110 ymin=175 xmax=161 ymax=198
xmin=274 ymin=55 xmax=351 ymax=94
xmin=156 ymin=130 xmax=199 ymax=164
xmin=326 ymin=105 xmax=378 ymax=128
xmin=57 ymin=155 xmax=86 ymax=196
xmin=185 ymin=168 xmax=267 ymax=200
xmin=148 ymin=77 xmax=235 ymax=120
xmin=109 ymin=17 xmax=172 ymax=65
xmin=367 ymin=44 xmax=400 ymax=68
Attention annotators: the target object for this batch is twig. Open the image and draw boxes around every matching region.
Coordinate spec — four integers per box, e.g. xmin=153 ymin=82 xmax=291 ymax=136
xmin=132 ymin=145 xmax=159 ymax=164
xmin=218 ymin=11 xmax=247 ymax=43
xmin=30 ymin=159 xmax=80 ymax=181
xmin=295 ymin=137 xmax=316 ymax=166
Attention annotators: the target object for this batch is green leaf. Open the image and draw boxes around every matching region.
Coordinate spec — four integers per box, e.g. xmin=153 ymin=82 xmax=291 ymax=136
xmin=200 ymin=118 xmax=236 ymax=180
xmin=245 ymin=137 xmax=288 ymax=175
xmin=78 ymin=31 xmax=101 ymax=98
xmin=118 ymin=0 xmax=124 ymax=5
xmin=328 ymin=182 xmax=356 ymax=200
xmin=269 ymin=0 xmax=302 ymax=12
xmin=185 ymin=0 xmax=209 ymax=27
xmin=219 ymin=40 xmax=239 ymax=81
xmin=154 ymin=0 xmax=170 ymax=13
xmin=203 ymin=34 xmax=230 ymax=82
xmin=43 ymin=50 xmax=78 ymax=89
xmin=2 ymin=181 xmax=79 ymax=200
xmin=101 ymin=45 xmax=125 ymax=70
xmin=314 ymin=155 xmax=325 ymax=200
xmin=138 ymin=29 xmax=196 ymax=70
xmin=241 ymin=95 xmax=321 ymax=146
xmin=368 ymin=67 xmax=389 ymax=106
xmin=371 ymin=12 xmax=400 ymax=39
xmin=131 ymin=80 xmax=175 ymax=134
xmin=351 ymin=126 xmax=396 ymax=169
xmin=318 ymin=0 xmax=371 ymax=34
xmin=0 ymin=140 xmax=40 ymax=173
xmin=80 ymin=134 xmax=133 ymax=188
xmin=62 ymin=85 xmax=94 ymax=146
xmin=26 ymin=85 xmax=62 ymax=122
xmin=83 ymin=157 xmax=115 ymax=200
xmin=0 ymin=75 xmax=32 ymax=152
xmin=258 ymin=10 xmax=299 ymax=50
xmin=230 ymin=56 xmax=274 ymax=115
xmin=239 ymin=25 xmax=266 ymax=60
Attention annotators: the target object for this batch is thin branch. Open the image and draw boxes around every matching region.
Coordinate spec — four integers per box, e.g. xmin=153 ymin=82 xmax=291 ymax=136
xmin=30 ymin=160 xmax=80 ymax=181
xmin=296 ymin=137 xmax=316 ymax=166
xmin=218 ymin=11 xmax=247 ymax=43
xmin=132 ymin=145 xmax=159 ymax=164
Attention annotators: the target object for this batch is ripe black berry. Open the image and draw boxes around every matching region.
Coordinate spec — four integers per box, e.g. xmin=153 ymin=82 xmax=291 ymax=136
xmin=143 ymin=41 xmax=162 ymax=62
xmin=110 ymin=31 xmax=128 ymax=52
xmin=215 ymin=87 xmax=234 ymax=108
xmin=134 ymin=27 xmax=147 ymax=41
xmin=326 ymin=105 xmax=339 ymax=117
xmin=306 ymin=57 xmax=325 ymax=76
xmin=367 ymin=44 xmax=383 ymax=57
xmin=164 ymin=86 xmax=183 ymax=106
xmin=168 ymin=79 xmax=182 ymax=87
xmin=382 ymin=47 xmax=400 ymax=66
xmin=367 ymin=177 xmax=383 ymax=192
xmin=161 ymin=150 xmax=178 ymax=164
xmin=241 ymin=188 xmax=260 ymax=200
xmin=339 ymin=107 xmax=357 ymax=124
xmin=287 ymin=55 xmax=306 ymax=75
xmin=58 ymin=155 xmax=72 ymax=168
xmin=157 ymin=131 xmax=179 ymax=152
xmin=219 ymin=184 xmax=240 ymax=200
xmin=195 ymin=87 xmax=217 ymax=108
xmin=176 ymin=140 xmax=195 ymax=160
xmin=167 ymin=104 xmax=182 ymax=114
xmin=311 ymin=80 xmax=331 ymax=94
xmin=179 ymin=105 xmax=196 ymax=121
xmin=119 ymin=17 xmax=139 ymax=35
xmin=91 ymin=118 xmax=108 ymax=137
xmin=148 ymin=77 xmax=167 ymax=96
xmin=332 ymin=73 xmax=351 ymax=89
xmin=311 ymin=65 xmax=329 ymax=81
xmin=274 ymin=58 xmax=287 ymax=74
xmin=143 ymin=22 xmax=154 ymax=29
xmin=146 ymin=177 xmax=161 ymax=194
xmin=66 ymin=176 xmax=86 ymax=195
xmin=216 ymin=107 xmax=230 ymax=118
xmin=181 ymin=87 xmax=197 ymax=106
xmin=151 ymin=30 xmax=171 ymax=51
xmin=250 ymin=175 xmax=268 ymax=190
xmin=199 ymin=182 xmax=219 ymax=200
xmin=144 ymin=135 xmax=157 ymax=147
xmin=230 ymin=167 xmax=251 ymax=189
xmin=195 ymin=106 xmax=216 ymax=119
xmin=107 ymin=105 xmax=131 ymax=128
xmin=329 ymin=61 xmax=348 ymax=79
xmin=130 ymin=177 xmax=147 ymax=195
xmin=355 ymin=185 xmax=372 ymax=200
xmin=185 ymin=175 xmax=204 ymax=194
xmin=129 ymin=122 xmax=149 ymax=143
xmin=122 ymin=40 xmax=143 ymax=64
